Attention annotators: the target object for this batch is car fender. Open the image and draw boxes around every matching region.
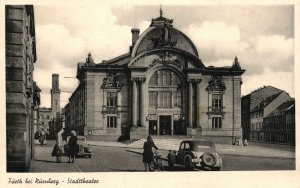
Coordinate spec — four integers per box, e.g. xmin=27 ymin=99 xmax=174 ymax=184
xmin=184 ymin=155 xmax=194 ymax=169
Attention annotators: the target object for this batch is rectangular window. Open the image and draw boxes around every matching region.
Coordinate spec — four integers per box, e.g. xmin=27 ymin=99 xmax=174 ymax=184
xmin=260 ymin=122 xmax=262 ymax=130
xmin=107 ymin=92 xmax=117 ymax=107
xmin=212 ymin=94 xmax=222 ymax=108
xmin=157 ymin=70 xmax=172 ymax=86
xmin=173 ymin=91 xmax=181 ymax=107
xmin=149 ymin=91 xmax=158 ymax=107
xmin=212 ymin=117 xmax=222 ymax=129
xmin=158 ymin=91 xmax=172 ymax=108
xmin=107 ymin=116 xmax=117 ymax=128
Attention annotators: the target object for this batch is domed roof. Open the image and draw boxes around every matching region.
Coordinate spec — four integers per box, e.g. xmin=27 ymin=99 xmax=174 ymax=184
xmin=131 ymin=12 xmax=199 ymax=58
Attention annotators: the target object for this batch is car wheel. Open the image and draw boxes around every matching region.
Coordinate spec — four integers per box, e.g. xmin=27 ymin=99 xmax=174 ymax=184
xmin=158 ymin=158 xmax=164 ymax=172
xmin=201 ymin=152 xmax=217 ymax=167
xmin=184 ymin=156 xmax=193 ymax=170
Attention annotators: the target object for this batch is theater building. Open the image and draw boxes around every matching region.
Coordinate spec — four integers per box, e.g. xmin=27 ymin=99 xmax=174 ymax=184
xmin=66 ymin=11 xmax=245 ymax=142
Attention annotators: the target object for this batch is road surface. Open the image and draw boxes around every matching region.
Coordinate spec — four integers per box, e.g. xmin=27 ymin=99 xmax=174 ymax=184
xmin=31 ymin=142 xmax=295 ymax=172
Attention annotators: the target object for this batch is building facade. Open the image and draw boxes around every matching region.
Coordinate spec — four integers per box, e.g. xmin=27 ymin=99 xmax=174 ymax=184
xmin=242 ymin=86 xmax=283 ymax=139
xmin=32 ymin=82 xmax=41 ymax=136
xmin=6 ymin=5 xmax=37 ymax=172
xmin=242 ymin=86 xmax=293 ymax=144
xmin=66 ymin=12 xmax=245 ymax=143
xmin=39 ymin=107 xmax=52 ymax=132
xmin=264 ymin=100 xmax=295 ymax=145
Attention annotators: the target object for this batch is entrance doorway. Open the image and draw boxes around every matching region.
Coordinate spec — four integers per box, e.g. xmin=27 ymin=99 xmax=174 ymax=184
xmin=149 ymin=120 xmax=157 ymax=135
xmin=159 ymin=116 xmax=171 ymax=135
xmin=173 ymin=120 xmax=186 ymax=135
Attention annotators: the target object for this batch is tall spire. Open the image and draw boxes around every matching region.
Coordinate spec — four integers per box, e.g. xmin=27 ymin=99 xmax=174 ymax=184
xmin=160 ymin=5 xmax=163 ymax=17
xmin=151 ymin=5 xmax=173 ymax=27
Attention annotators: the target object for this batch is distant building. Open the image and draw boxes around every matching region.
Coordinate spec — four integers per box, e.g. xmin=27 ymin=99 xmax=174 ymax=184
xmin=63 ymin=102 xmax=70 ymax=133
xmin=67 ymin=82 xmax=85 ymax=136
xmin=39 ymin=107 xmax=52 ymax=132
xmin=6 ymin=5 xmax=37 ymax=172
xmin=32 ymin=82 xmax=41 ymax=135
xmin=51 ymin=74 xmax=61 ymax=115
xmin=264 ymin=100 xmax=295 ymax=145
xmin=242 ymin=86 xmax=293 ymax=144
xmin=48 ymin=112 xmax=62 ymax=137
xmin=39 ymin=74 xmax=61 ymax=136
xmin=65 ymin=10 xmax=245 ymax=143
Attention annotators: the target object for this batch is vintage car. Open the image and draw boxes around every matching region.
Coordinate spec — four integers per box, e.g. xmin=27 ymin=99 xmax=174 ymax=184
xmin=167 ymin=140 xmax=222 ymax=171
xmin=66 ymin=136 xmax=92 ymax=158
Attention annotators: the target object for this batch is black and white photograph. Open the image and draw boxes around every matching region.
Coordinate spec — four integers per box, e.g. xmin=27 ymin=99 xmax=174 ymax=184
xmin=2 ymin=0 xmax=299 ymax=187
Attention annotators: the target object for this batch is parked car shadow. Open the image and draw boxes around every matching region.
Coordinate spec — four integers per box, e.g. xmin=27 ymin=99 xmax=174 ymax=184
xmin=164 ymin=165 xmax=211 ymax=171
xmin=32 ymin=159 xmax=58 ymax=163
xmin=110 ymin=169 xmax=142 ymax=172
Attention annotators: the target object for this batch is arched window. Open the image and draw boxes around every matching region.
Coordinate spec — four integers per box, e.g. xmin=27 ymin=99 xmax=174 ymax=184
xmin=148 ymin=69 xmax=182 ymax=108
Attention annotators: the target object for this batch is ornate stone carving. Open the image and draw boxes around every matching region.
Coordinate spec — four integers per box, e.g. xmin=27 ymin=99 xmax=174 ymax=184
xmin=207 ymin=75 xmax=226 ymax=91
xmin=101 ymin=72 xmax=122 ymax=89
xmin=149 ymin=26 xmax=177 ymax=48
xmin=232 ymin=56 xmax=241 ymax=70
xmin=130 ymin=49 xmax=185 ymax=66
xmin=187 ymin=78 xmax=201 ymax=83
xmin=26 ymin=35 xmax=33 ymax=57
xmin=148 ymin=58 xmax=183 ymax=71
xmin=86 ymin=52 xmax=94 ymax=64
xmin=131 ymin=77 xmax=145 ymax=83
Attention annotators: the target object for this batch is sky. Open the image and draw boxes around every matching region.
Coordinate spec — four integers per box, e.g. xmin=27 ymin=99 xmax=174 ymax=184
xmin=33 ymin=4 xmax=295 ymax=108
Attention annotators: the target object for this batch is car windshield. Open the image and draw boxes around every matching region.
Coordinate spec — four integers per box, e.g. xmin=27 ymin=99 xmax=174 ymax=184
xmin=191 ymin=141 xmax=215 ymax=151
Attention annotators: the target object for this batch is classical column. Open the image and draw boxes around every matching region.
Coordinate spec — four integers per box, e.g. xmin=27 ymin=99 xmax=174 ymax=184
xmin=117 ymin=90 xmax=122 ymax=129
xmin=132 ymin=79 xmax=137 ymax=127
xmin=140 ymin=78 xmax=146 ymax=127
xmin=196 ymin=79 xmax=201 ymax=128
xmin=188 ymin=80 xmax=193 ymax=128
xmin=117 ymin=90 xmax=121 ymax=108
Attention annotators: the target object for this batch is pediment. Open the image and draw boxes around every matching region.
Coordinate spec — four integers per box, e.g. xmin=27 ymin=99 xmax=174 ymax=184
xmin=128 ymin=49 xmax=204 ymax=70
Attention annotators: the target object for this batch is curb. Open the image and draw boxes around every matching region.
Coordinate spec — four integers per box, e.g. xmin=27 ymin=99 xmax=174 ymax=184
xmin=220 ymin=153 xmax=295 ymax=159
xmin=89 ymin=143 xmax=295 ymax=159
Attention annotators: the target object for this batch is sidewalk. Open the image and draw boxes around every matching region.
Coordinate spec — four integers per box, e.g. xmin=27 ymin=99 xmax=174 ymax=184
xmin=30 ymin=145 xmax=80 ymax=172
xmin=88 ymin=138 xmax=295 ymax=159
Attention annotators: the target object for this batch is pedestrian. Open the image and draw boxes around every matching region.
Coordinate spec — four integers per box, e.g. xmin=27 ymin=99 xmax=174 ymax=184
xmin=56 ymin=128 xmax=65 ymax=163
xmin=67 ymin=130 xmax=78 ymax=163
xmin=142 ymin=135 xmax=158 ymax=171
xmin=39 ymin=129 xmax=46 ymax=146
xmin=243 ymin=139 xmax=248 ymax=146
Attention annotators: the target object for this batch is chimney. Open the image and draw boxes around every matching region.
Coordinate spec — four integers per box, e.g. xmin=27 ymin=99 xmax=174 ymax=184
xmin=131 ymin=28 xmax=140 ymax=45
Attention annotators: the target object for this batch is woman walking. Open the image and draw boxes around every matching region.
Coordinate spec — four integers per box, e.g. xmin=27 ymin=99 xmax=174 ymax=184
xmin=142 ymin=135 xmax=158 ymax=171
xmin=67 ymin=130 xmax=78 ymax=163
